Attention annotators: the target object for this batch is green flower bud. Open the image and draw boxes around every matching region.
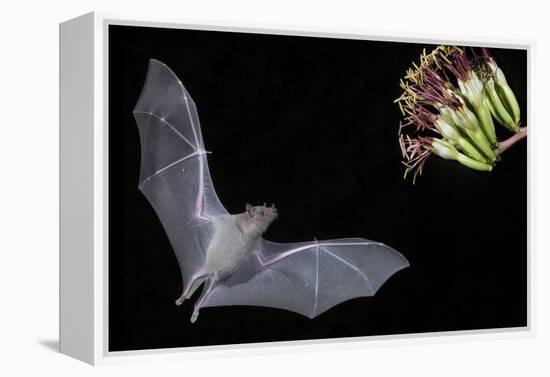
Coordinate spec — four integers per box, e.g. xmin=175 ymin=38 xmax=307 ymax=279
xmin=432 ymin=139 xmax=493 ymax=172
xmin=439 ymin=105 xmax=497 ymax=162
xmin=484 ymin=77 xmax=518 ymax=132
xmin=434 ymin=118 xmax=487 ymax=163
xmin=486 ymin=59 xmax=521 ymax=128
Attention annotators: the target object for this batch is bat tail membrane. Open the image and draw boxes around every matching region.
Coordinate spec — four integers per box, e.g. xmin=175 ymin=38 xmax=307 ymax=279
xmin=133 ymin=60 xmax=229 ymax=313
xmin=198 ymin=238 xmax=409 ymax=319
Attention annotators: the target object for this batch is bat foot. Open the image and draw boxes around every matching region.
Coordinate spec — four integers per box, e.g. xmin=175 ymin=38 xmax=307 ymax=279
xmin=175 ymin=295 xmax=186 ymax=306
xmin=190 ymin=308 xmax=200 ymax=323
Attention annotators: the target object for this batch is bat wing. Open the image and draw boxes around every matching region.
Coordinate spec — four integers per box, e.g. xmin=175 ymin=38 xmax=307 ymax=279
xmin=201 ymin=238 xmax=409 ymax=318
xmin=133 ymin=59 xmax=227 ymax=293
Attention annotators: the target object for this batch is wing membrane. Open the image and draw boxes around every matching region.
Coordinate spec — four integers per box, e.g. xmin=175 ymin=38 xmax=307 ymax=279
xmin=203 ymin=238 xmax=409 ymax=318
xmin=133 ymin=59 xmax=228 ymax=290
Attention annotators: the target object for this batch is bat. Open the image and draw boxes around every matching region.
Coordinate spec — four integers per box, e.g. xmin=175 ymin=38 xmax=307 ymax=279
xmin=133 ymin=59 xmax=409 ymax=323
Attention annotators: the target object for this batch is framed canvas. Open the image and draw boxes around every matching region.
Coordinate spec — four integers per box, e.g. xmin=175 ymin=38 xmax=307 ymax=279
xmin=59 ymin=12 xmax=532 ymax=365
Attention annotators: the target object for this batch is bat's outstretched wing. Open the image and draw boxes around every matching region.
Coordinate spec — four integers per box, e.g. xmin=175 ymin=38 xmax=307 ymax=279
xmin=201 ymin=238 xmax=409 ymax=318
xmin=133 ymin=59 xmax=227 ymax=294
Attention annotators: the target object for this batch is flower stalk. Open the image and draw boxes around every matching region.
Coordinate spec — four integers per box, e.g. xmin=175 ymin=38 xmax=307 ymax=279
xmin=498 ymin=127 xmax=527 ymax=154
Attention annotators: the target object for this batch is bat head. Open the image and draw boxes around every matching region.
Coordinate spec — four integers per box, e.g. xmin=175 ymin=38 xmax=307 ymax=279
xmin=244 ymin=203 xmax=278 ymax=235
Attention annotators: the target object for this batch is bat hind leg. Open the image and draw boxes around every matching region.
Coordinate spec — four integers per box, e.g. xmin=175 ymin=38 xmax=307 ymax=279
xmin=190 ymin=276 xmax=217 ymax=323
xmin=175 ymin=273 xmax=208 ymax=306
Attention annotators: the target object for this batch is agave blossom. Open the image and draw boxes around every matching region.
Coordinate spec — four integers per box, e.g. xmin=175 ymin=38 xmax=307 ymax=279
xmin=476 ymin=48 xmax=522 ymax=132
xmin=396 ymin=45 xmax=526 ymax=182
xmin=399 ymin=134 xmax=492 ymax=184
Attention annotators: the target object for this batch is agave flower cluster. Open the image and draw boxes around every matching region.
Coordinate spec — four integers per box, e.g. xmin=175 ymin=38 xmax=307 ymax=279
xmin=396 ymin=46 xmax=524 ymax=182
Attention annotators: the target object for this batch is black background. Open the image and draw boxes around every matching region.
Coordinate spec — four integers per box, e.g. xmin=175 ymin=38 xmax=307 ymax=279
xmin=108 ymin=25 xmax=527 ymax=351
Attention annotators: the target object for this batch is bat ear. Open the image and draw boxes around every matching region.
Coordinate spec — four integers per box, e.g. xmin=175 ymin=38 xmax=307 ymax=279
xmin=245 ymin=203 xmax=254 ymax=216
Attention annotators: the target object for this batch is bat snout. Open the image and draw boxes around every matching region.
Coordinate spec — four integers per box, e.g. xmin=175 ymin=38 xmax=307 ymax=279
xmin=268 ymin=204 xmax=278 ymax=217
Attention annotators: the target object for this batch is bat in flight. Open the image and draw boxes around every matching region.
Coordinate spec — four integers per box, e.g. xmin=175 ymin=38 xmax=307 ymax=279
xmin=133 ymin=59 xmax=409 ymax=323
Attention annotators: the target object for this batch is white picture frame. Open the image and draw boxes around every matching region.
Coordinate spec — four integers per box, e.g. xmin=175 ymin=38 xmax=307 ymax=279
xmin=59 ymin=11 xmax=534 ymax=365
